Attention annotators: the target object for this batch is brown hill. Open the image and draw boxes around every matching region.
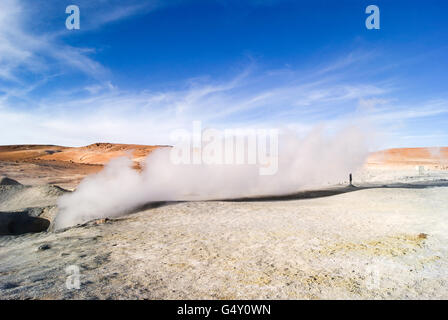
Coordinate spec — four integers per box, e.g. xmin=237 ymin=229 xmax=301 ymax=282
xmin=0 ymin=143 xmax=162 ymax=165
xmin=0 ymin=145 xmax=68 ymax=162
xmin=367 ymin=147 xmax=448 ymax=169
xmin=0 ymin=143 xmax=165 ymax=189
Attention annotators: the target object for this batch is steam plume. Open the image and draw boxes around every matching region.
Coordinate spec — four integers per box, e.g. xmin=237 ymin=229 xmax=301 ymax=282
xmin=54 ymin=126 xmax=370 ymax=229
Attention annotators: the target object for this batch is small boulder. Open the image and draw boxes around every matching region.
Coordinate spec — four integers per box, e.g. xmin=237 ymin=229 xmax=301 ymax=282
xmin=38 ymin=244 xmax=51 ymax=251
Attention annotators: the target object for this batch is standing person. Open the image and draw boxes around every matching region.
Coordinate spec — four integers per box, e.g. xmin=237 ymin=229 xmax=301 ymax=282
xmin=349 ymin=173 xmax=353 ymax=186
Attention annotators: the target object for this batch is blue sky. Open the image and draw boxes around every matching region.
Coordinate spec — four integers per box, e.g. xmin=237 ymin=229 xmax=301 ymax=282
xmin=0 ymin=0 xmax=447 ymax=148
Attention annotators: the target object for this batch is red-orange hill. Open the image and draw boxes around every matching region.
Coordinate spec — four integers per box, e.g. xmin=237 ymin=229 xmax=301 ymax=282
xmin=1 ymin=144 xmax=447 ymax=168
xmin=0 ymin=143 xmax=166 ymax=166
xmin=367 ymin=147 xmax=448 ymax=168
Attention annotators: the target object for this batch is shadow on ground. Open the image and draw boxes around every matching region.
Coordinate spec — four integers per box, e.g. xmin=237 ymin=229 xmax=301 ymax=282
xmin=0 ymin=211 xmax=50 ymax=235
xmin=221 ymin=179 xmax=448 ymax=202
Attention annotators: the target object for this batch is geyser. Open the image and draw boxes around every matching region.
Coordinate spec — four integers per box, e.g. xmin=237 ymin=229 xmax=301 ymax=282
xmin=54 ymin=125 xmax=371 ymax=229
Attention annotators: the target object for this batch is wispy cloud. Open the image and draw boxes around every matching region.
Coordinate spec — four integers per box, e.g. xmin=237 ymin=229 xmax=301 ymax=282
xmin=2 ymin=57 xmax=444 ymax=148
xmin=90 ymin=2 xmax=158 ymax=28
xmin=0 ymin=0 xmax=110 ymax=88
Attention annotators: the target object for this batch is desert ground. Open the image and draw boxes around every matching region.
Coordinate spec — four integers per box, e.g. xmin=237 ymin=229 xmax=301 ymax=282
xmin=0 ymin=143 xmax=161 ymax=190
xmin=1 ymin=145 xmax=448 ymax=299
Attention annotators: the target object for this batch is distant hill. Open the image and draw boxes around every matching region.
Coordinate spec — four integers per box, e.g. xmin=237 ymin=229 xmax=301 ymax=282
xmin=367 ymin=147 xmax=448 ymax=169
xmin=0 ymin=143 xmax=167 ymax=166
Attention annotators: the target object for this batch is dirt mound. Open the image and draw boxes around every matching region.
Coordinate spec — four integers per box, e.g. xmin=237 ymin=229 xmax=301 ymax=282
xmin=0 ymin=184 xmax=66 ymax=235
xmin=0 ymin=177 xmax=21 ymax=186
xmin=0 ymin=185 xmax=67 ymax=212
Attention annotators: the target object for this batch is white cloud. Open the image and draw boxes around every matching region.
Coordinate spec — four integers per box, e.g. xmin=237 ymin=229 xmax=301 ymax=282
xmin=0 ymin=64 xmax=439 ymax=147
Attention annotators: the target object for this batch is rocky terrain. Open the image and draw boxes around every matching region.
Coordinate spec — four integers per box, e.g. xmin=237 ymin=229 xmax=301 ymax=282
xmin=0 ymin=144 xmax=448 ymax=299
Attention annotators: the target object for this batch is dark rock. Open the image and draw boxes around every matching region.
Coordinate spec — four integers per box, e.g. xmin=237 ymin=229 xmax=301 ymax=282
xmin=38 ymin=244 xmax=51 ymax=251
xmin=0 ymin=177 xmax=22 ymax=186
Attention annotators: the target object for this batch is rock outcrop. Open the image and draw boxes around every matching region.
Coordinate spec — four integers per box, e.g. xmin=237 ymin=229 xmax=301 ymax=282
xmin=0 ymin=177 xmax=21 ymax=186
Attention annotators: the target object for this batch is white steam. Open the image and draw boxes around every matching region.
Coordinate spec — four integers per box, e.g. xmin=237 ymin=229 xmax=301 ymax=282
xmin=54 ymin=126 xmax=371 ymax=229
